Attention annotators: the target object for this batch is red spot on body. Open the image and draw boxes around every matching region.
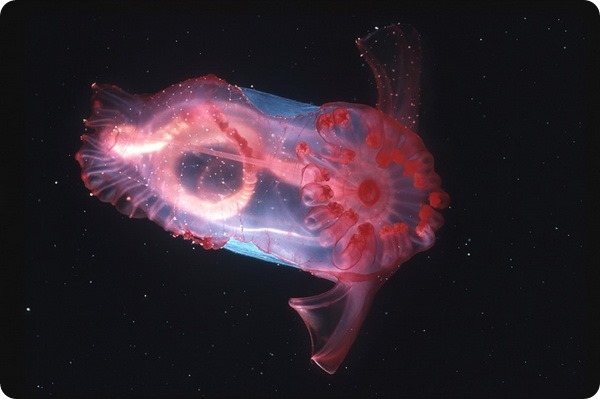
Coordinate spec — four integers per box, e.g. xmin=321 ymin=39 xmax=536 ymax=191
xmin=365 ymin=129 xmax=382 ymax=148
xmin=333 ymin=107 xmax=350 ymax=126
xmin=429 ymin=191 xmax=450 ymax=209
xmin=317 ymin=113 xmax=335 ymax=131
xmin=357 ymin=178 xmax=381 ymax=207
xmin=295 ymin=141 xmax=311 ymax=160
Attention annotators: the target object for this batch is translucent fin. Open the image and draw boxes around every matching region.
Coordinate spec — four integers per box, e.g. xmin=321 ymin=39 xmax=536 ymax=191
xmin=289 ymin=279 xmax=381 ymax=374
xmin=85 ymin=83 xmax=147 ymax=128
xmin=356 ymin=24 xmax=422 ymax=131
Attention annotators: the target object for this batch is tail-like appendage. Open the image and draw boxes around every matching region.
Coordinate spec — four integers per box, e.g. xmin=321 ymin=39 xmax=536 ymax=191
xmin=289 ymin=280 xmax=381 ymax=374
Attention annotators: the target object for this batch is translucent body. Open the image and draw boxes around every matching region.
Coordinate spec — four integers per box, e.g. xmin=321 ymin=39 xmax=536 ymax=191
xmin=76 ymin=24 xmax=449 ymax=374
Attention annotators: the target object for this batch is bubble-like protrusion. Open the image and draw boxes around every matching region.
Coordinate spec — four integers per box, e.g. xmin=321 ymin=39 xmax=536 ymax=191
xmin=301 ymin=183 xmax=334 ymax=206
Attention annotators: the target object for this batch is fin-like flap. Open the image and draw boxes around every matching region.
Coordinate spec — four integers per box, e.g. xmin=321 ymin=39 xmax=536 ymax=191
xmin=85 ymin=83 xmax=147 ymax=129
xmin=356 ymin=24 xmax=422 ymax=131
xmin=289 ymin=279 xmax=381 ymax=374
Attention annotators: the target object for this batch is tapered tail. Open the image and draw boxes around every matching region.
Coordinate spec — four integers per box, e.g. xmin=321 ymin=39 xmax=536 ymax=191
xmin=289 ymin=279 xmax=381 ymax=374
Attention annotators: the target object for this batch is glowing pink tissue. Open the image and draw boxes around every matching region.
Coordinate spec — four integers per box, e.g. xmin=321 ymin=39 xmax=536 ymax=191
xmin=76 ymin=24 xmax=449 ymax=374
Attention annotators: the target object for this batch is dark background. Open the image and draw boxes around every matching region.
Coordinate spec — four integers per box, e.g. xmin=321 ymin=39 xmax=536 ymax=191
xmin=3 ymin=1 xmax=598 ymax=397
